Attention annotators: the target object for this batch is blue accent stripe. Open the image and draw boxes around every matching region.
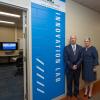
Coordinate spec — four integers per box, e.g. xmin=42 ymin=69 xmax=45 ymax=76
xmin=60 ymin=0 xmax=65 ymax=2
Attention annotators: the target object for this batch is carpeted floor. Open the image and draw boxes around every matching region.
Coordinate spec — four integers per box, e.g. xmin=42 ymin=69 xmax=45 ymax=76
xmin=0 ymin=64 xmax=24 ymax=100
xmin=60 ymin=80 xmax=100 ymax=100
xmin=90 ymin=93 xmax=100 ymax=100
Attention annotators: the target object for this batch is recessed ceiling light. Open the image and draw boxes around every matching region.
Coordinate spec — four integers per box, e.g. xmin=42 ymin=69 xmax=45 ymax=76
xmin=0 ymin=11 xmax=20 ymax=18
xmin=0 ymin=20 xmax=15 ymax=25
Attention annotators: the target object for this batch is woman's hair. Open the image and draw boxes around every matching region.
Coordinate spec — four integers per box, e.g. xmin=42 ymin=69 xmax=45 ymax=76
xmin=85 ymin=37 xmax=91 ymax=41
xmin=88 ymin=37 xmax=91 ymax=41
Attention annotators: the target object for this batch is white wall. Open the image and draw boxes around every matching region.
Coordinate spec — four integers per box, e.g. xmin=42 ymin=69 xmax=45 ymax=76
xmin=66 ymin=0 xmax=100 ymax=88
xmin=0 ymin=26 xmax=23 ymax=42
xmin=0 ymin=26 xmax=15 ymax=42
xmin=66 ymin=0 xmax=100 ymax=45
xmin=0 ymin=0 xmax=28 ymax=8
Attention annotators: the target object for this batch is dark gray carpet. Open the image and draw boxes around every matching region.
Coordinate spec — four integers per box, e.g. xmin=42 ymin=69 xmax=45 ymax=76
xmin=0 ymin=64 xmax=24 ymax=100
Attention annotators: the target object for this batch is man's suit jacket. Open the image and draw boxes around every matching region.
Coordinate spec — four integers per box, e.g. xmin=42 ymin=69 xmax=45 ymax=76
xmin=64 ymin=44 xmax=83 ymax=72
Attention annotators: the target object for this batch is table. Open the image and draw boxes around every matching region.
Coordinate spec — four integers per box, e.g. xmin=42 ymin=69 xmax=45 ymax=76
xmin=0 ymin=54 xmax=19 ymax=63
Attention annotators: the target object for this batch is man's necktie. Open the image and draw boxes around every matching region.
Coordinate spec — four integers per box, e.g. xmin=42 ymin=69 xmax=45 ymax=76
xmin=73 ymin=45 xmax=76 ymax=55
xmin=86 ymin=48 xmax=88 ymax=51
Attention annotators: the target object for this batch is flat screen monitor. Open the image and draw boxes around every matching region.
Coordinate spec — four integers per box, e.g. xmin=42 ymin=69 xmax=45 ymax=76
xmin=2 ymin=42 xmax=18 ymax=50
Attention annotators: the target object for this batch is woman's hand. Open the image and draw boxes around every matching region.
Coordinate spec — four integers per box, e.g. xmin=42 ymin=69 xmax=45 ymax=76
xmin=93 ymin=66 xmax=97 ymax=72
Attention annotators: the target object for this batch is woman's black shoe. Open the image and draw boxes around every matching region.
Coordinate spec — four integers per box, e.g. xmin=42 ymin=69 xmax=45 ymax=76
xmin=88 ymin=96 xmax=92 ymax=99
xmin=84 ymin=94 xmax=87 ymax=97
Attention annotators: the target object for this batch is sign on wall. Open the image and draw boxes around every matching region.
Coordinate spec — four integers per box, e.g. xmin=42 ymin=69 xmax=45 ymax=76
xmin=31 ymin=0 xmax=66 ymax=99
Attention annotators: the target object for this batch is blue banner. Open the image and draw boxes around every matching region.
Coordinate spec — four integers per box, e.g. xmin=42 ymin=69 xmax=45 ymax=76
xmin=31 ymin=2 xmax=65 ymax=100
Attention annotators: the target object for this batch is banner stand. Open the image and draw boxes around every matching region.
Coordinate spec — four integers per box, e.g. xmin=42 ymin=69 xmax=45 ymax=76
xmin=29 ymin=0 xmax=66 ymax=100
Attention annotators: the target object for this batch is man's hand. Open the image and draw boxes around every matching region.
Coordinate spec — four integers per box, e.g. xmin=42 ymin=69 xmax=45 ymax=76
xmin=72 ymin=65 xmax=77 ymax=70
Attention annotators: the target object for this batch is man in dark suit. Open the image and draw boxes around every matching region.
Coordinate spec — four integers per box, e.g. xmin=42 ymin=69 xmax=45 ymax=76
xmin=64 ymin=35 xmax=82 ymax=100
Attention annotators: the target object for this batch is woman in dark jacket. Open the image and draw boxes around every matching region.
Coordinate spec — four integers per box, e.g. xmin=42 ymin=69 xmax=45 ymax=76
xmin=82 ymin=37 xmax=99 ymax=99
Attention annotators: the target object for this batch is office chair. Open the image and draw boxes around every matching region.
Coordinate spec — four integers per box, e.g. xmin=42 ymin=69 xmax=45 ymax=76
xmin=15 ymin=51 xmax=23 ymax=76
